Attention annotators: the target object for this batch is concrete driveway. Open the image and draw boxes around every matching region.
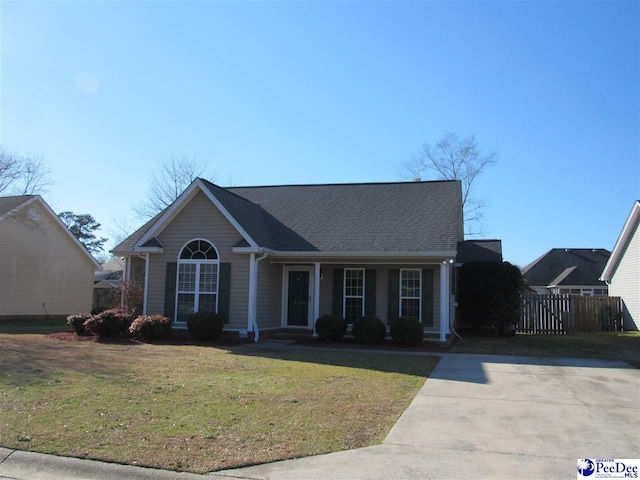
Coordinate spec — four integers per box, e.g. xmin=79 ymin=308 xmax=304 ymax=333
xmin=0 ymin=352 xmax=638 ymax=480
xmin=213 ymin=353 xmax=639 ymax=480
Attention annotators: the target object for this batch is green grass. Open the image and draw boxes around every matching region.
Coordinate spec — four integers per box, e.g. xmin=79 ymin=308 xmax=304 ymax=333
xmin=450 ymin=330 xmax=640 ymax=368
xmin=0 ymin=329 xmax=437 ymax=473
xmin=0 ymin=317 xmax=68 ymax=334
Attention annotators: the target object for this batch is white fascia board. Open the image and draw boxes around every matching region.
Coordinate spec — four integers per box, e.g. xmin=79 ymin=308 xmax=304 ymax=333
xmin=133 ymin=246 xmax=164 ymax=254
xmin=601 ymin=201 xmax=640 ymax=281
xmin=267 ymin=250 xmax=457 ymax=258
xmin=232 ymin=246 xmax=263 ymax=254
xmin=135 ymin=179 xmax=259 ymax=250
xmin=32 ymin=196 xmax=103 ymax=269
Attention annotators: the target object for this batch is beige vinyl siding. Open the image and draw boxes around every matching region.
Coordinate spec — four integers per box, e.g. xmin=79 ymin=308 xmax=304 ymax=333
xmin=609 ymin=220 xmax=640 ymax=330
xmin=0 ymin=202 xmax=95 ymax=316
xmin=256 ymin=260 xmax=282 ymax=329
xmin=318 ymin=264 xmax=441 ymax=327
xmin=145 ymin=191 xmax=250 ymax=330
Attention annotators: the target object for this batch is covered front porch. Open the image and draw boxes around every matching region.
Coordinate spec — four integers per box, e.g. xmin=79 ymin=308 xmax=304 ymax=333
xmin=249 ymin=253 xmax=455 ymax=342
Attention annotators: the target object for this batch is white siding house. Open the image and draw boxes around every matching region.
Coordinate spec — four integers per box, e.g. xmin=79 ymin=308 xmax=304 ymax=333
xmin=0 ymin=195 xmax=101 ymax=318
xmin=601 ymin=200 xmax=640 ymax=330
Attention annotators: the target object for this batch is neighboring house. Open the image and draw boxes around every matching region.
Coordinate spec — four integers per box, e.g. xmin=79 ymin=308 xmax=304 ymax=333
xmin=112 ymin=178 xmax=463 ymax=341
xmin=93 ymin=257 xmax=125 ymax=310
xmin=521 ymin=248 xmax=610 ymax=296
xmin=0 ymin=195 xmax=101 ymax=318
xmin=600 ymin=200 xmax=640 ymax=330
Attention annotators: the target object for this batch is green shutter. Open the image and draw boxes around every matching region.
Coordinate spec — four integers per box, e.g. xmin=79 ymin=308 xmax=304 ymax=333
xmin=164 ymin=262 xmax=177 ymax=320
xmin=365 ymin=269 xmax=376 ymax=317
xmin=332 ymin=268 xmax=344 ymax=316
xmin=388 ymin=269 xmax=399 ymax=325
xmin=218 ymin=263 xmax=231 ymax=324
xmin=422 ymin=269 xmax=434 ymax=327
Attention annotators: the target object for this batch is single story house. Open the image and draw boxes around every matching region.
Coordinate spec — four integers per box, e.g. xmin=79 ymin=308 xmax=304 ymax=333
xmin=521 ymin=248 xmax=610 ymax=296
xmin=600 ymin=200 xmax=640 ymax=330
xmin=0 ymin=195 xmax=101 ymax=318
xmin=113 ymin=178 xmax=464 ymax=341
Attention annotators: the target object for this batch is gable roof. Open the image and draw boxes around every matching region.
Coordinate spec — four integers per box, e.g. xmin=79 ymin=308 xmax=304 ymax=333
xmin=456 ymin=239 xmax=503 ymax=263
xmin=522 ymin=248 xmax=610 ymax=288
xmin=114 ymin=179 xmax=463 ymax=255
xmin=0 ymin=194 xmax=102 ymax=269
xmin=601 ymin=200 xmax=640 ymax=281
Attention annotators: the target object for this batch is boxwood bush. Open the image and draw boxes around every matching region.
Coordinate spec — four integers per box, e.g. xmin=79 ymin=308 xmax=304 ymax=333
xmin=83 ymin=308 xmax=131 ymax=338
xmin=315 ymin=314 xmax=347 ymax=342
xmin=129 ymin=314 xmax=172 ymax=341
xmin=390 ymin=317 xmax=424 ymax=346
xmin=352 ymin=316 xmax=387 ymax=345
xmin=67 ymin=313 xmax=92 ymax=336
xmin=186 ymin=311 xmax=224 ymax=341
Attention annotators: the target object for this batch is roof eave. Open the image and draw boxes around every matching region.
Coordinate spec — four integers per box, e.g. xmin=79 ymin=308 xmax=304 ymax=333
xmin=601 ymin=200 xmax=640 ymax=281
xmin=263 ymin=249 xmax=457 ymax=259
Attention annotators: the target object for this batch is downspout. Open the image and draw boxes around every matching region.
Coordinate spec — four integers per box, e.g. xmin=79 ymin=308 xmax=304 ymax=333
xmin=252 ymin=251 xmax=269 ymax=343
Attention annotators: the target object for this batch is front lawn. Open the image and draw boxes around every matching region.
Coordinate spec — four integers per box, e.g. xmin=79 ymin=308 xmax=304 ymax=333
xmin=0 ymin=330 xmax=437 ymax=473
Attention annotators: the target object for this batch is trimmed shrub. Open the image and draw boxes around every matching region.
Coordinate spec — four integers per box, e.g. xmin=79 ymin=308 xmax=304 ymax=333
xmin=67 ymin=313 xmax=92 ymax=335
xmin=186 ymin=311 xmax=224 ymax=341
xmin=129 ymin=314 xmax=172 ymax=340
xmin=457 ymin=261 xmax=525 ymax=334
xmin=83 ymin=308 xmax=130 ymax=338
xmin=352 ymin=316 xmax=386 ymax=345
xmin=314 ymin=314 xmax=347 ymax=342
xmin=390 ymin=317 xmax=424 ymax=346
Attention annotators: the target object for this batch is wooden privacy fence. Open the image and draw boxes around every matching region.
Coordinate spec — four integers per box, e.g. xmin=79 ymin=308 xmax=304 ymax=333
xmin=519 ymin=294 xmax=623 ymax=334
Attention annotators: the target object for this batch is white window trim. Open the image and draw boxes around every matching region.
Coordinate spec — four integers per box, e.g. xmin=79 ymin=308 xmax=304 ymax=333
xmin=343 ymin=268 xmax=365 ymax=321
xmin=400 ymin=268 xmax=422 ymax=320
xmin=175 ymin=239 xmax=220 ymax=324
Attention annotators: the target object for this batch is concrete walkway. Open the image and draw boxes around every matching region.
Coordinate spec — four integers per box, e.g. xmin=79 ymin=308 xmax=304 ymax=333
xmin=1 ymin=353 xmax=638 ymax=480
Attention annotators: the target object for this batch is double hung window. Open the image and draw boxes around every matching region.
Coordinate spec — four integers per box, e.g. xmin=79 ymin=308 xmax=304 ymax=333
xmin=400 ymin=269 xmax=421 ymax=318
xmin=176 ymin=239 xmax=219 ymax=323
xmin=343 ymin=268 xmax=365 ymax=323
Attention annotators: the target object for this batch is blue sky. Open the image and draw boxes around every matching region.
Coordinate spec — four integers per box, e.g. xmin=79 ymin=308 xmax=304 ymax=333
xmin=2 ymin=0 xmax=638 ymax=267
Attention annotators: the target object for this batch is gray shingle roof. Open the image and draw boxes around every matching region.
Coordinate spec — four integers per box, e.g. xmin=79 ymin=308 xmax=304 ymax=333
xmin=114 ymin=179 xmax=463 ymax=254
xmin=522 ymin=248 xmax=611 ymax=287
xmin=456 ymin=240 xmax=503 ymax=263
xmin=112 ymin=211 xmax=164 ymax=253
xmin=224 ymin=180 xmax=462 ymax=252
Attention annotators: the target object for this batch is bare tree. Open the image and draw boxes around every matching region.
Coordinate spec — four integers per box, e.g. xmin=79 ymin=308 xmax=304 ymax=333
xmin=0 ymin=146 xmax=53 ymax=195
xmin=401 ymin=133 xmax=497 ymax=236
xmin=134 ymin=154 xmax=214 ymax=218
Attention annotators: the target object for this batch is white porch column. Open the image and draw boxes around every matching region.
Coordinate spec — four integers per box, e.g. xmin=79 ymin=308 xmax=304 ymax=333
xmin=313 ymin=263 xmax=321 ymax=334
xmin=143 ymin=253 xmax=150 ymax=315
xmin=121 ymin=257 xmax=131 ymax=311
xmin=248 ymin=253 xmax=257 ymax=332
xmin=439 ymin=261 xmax=450 ymax=342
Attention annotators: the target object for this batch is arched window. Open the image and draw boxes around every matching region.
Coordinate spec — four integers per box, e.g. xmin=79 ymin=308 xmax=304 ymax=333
xmin=176 ymin=239 xmax=220 ymax=323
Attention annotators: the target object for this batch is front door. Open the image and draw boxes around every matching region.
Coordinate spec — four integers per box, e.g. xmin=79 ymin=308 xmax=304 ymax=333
xmin=287 ymin=270 xmax=309 ymax=326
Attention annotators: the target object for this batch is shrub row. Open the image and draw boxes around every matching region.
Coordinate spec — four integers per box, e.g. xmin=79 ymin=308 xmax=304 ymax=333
xmin=314 ymin=315 xmax=423 ymax=346
xmin=67 ymin=309 xmax=225 ymax=342
xmin=67 ymin=308 xmax=171 ymax=341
